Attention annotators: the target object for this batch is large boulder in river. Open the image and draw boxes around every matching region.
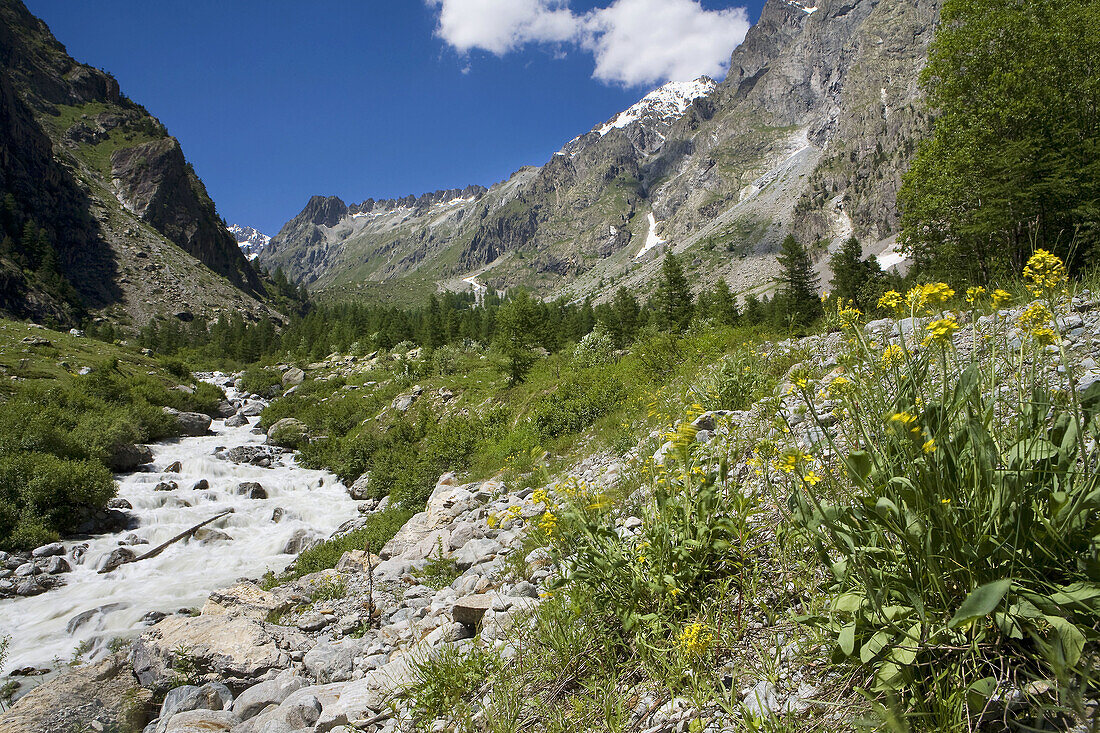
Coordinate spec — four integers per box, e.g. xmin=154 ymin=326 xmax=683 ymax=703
xmin=132 ymin=615 xmax=293 ymax=691
xmin=266 ymin=418 xmax=309 ymax=449
xmin=224 ymin=412 xmax=248 ymax=427
xmin=164 ymin=408 xmax=212 ymax=436
xmin=0 ymin=653 xmax=152 ymax=733
xmin=109 ymin=443 xmax=154 ymax=472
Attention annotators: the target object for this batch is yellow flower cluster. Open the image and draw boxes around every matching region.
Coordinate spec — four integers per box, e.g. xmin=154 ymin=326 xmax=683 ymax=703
xmin=1023 ymin=249 xmax=1068 ymax=298
xmin=538 ymin=511 xmax=557 ymax=534
xmin=881 ymin=343 xmax=905 ymax=368
xmin=925 ymin=315 xmax=960 ymax=345
xmin=828 ymin=375 xmax=855 ymax=398
xmin=965 ymin=286 xmax=986 ymax=304
xmin=907 ymin=283 xmax=955 ymax=314
xmin=677 ymin=621 xmax=715 ymax=657
xmin=878 ymin=290 xmax=905 ymax=313
xmin=1016 ymin=302 xmax=1053 ymax=333
xmin=775 ymin=449 xmax=808 ymax=475
xmin=992 ymin=289 xmax=1013 ymax=308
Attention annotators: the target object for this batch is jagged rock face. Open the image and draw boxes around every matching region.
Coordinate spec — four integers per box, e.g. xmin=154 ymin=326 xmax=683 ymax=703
xmin=228 ymin=224 xmax=271 ymax=260
xmin=0 ymin=0 xmax=272 ymax=326
xmin=263 ymin=0 xmax=941 ymax=303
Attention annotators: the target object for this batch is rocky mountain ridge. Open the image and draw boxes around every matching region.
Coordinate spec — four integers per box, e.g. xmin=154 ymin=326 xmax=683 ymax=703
xmin=260 ymin=0 xmax=940 ymax=305
xmin=0 ymin=0 xmax=277 ymax=326
xmin=228 ymin=225 xmax=271 ymax=261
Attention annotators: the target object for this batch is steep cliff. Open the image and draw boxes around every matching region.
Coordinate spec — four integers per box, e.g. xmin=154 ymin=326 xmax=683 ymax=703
xmin=0 ymin=0 xmax=274 ymax=326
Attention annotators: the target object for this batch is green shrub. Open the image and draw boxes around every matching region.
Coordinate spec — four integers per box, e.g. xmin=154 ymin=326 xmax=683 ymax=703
xmin=239 ymin=365 xmax=283 ymax=396
xmin=0 ymin=451 xmax=115 ymax=549
xmin=278 ymin=508 xmax=414 ymax=580
xmin=527 ymin=369 xmax=626 ymax=442
xmin=406 ymin=644 xmax=502 ymax=728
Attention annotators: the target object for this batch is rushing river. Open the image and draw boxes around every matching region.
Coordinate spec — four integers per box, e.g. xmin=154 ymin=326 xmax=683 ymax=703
xmin=0 ymin=375 xmax=359 ymax=676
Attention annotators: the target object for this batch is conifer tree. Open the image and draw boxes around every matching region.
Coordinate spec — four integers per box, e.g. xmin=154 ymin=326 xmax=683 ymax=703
xmin=709 ymin=279 xmax=739 ymax=326
xmin=777 ymin=235 xmax=821 ymax=326
xmin=495 ymin=290 xmax=539 ymax=383
xmin=652 ymin=253 xmax=694 ymax=333
xmin=611 ymin=287 xmax=640 ymax=346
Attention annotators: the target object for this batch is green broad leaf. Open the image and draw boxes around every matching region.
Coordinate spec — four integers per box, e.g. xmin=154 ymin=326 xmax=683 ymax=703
xmin=966 ymin=677 xmax=998 ymax=711
xmin=860 ymin=630 xmax=890 ymax=664
xmin=832 ymin=592 xmax=865 ymax=614
xmin=887 ymin=622 xmax=922 ymax=667
xmin=874 ymin=497 xmax=899 ymax=518
xmin=1045 ymin=615 xmax=1085 ymax=669
xmin=1049 ymin=582 xmax=1100 ymax=607
xmin=839 ymin=622 xmax=857 ymax=657
xmin=845 ymin=451 xmax=872 ymax=483
xmin=949 ymin=579 xmax=1012 ymax=628
xmin=873 ymin=661 xmax=904 ymax=692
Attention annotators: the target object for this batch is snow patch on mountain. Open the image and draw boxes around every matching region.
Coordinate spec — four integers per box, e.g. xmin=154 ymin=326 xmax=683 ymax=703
xmin=227 ymin=224 xmax=271 ymax=260
xmin=635 ymin=212 xmax=665 ymax=260
xmin=597 ymin=77 xmax=716 ymax=136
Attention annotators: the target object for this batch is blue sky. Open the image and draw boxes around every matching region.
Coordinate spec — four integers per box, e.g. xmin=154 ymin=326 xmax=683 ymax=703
xmin=25 ymin=0 xmax=766 ymax=235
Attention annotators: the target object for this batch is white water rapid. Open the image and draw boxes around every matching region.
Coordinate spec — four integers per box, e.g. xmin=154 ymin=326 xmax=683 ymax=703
xmin=0 ymin=375 xmax=359 ymax=676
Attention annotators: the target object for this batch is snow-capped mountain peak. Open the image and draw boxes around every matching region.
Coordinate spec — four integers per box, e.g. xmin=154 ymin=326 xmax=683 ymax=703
xmin=227 ymin=224 xmax=271 ymax=261
xmin=597 ymin=76 xmax=717 ymax=136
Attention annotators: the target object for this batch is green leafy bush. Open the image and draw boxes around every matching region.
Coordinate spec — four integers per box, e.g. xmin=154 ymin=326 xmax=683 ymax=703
xmin=278 ymin=508 xmax=414 ymax=580
xmin=239 ymin=365 xmax=283 ymax=397
xmin=527 ymin=369 xmax=626 ymax=442
xmin=0 ymin=451 xmax=114 ymax=548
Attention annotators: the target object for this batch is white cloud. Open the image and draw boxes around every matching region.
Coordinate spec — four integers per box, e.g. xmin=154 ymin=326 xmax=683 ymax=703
xmin=427 ymin=0 xmax=580 ymax=55
xmin=583 ymin=0 xmax=750 ymax=86
xmin=426 ymin=0 xmax=750 ymax=87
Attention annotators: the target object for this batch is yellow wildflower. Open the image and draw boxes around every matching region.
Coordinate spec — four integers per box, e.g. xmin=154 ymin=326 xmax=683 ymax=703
xmin=803 ymin=470 xmax=823 ymax=486
xmin=878 ymin=290 xmax=905 ymax=313
xmin=922 ymin=439 xmax=936 ymax=454
xmin=965 ymin=286 xmax=986 ymax=304
xmin=992 ymin=289 xmax=1013 ymax=308
xmin=907 ymin=283 xmax=955 ymax=314
xmin=538 ymin=511 xmax=558 ymax=534
xmin=881 ymin=343 xmax=905 ymax=368
xmin=1031 ymin=327 xmax=1059 ymax=346
xmin=1017 ymin=302 xmax=1053 ymax=332
xmin=1023 ymin=249 xmax=1068 ymax=298
xmin=925 ymin=315 xmax=960 ymax=344
xmin=487 ymin=513 xmax=499 ymax=529
xmin=677 ymin=621 xmax=715 ymax=657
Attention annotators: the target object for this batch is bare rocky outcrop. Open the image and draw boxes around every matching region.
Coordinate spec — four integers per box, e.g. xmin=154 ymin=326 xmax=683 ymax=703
xmin=0 ymin=653 xmax=152 ymax=733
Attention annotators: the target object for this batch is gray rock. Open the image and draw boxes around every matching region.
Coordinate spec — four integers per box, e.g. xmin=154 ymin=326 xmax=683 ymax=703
xmin=296 ymin=613 xmax=331 ymax=632
xmin=348 ymin=474 xmax=371 ymax=500
xmin=453 ymin=538 xmax=501 ymax=570
xmin=160 ymin=682 xmax=233 ymax=719
xmin=742 ymin=680 xmax=781 ymax=718
xmin=173 ymin=411 xmax=213 ymax=436
xmin=452 ymin=594 xmax=494 ymax=626
xmin=165 ymin=461 xmax=183 ymax=473
xmin=133 ymin=615 xmax=292 ymax=691
xmin=241 ymin=402 xmax=265 ymax=417
xmin=107 ymin=497 xmax=133 ymax=510
xmin=281 ymin=367 xmax=305 ymax=387
xmin=303 ymin=638 xmax=361 ymax=683
xmin=447 ymin=521 xmax=477 ymax=551
xmin=45 ymin=556 xmax=71 ymax=574
xmin=266 ymin=418 xmax=310 ymax=449
xmin=236 ymin=482 xmax=268 ymax=499
xmin=109 ymin=443 xmax=154 ymax=472
xmin=155 ymin=481 xmax=179 ymax=492
xmin=14 ymin=562 xmax=37 ymax=577
xmin=159 ymin=708 xmax=237 ymax=732
xmin=0 ymin=653 xmax=152 ymax=733
xmin=15 ymin=577 xmax=45 ymax=596
xmin=225 ymin=412 xmax=249 ymax=427
xmin=31 ymin=542 xmax=65 ymax=558
xmin=192 ymin=479 xmax=210 ymax=491
xmin=232 ymin=671 xmax=304 ymax=721
xmin=236 ymin=690 xmax=321 ymax=732
xmin=97 ymin=547 xmax=136 ymax=573
xmin=281 ymin=529 xmax=317 ymax=555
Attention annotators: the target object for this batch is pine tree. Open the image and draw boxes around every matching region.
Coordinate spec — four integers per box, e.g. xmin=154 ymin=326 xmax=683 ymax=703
xmin=828 ymin=236 xmax=869 ymax=305
xmin=652 ymin=253 xmax=694 ymax=333
xmin=777 ymin=235 xmax=822 ymax=326
xmin=495 ymin=290 xmax=539 ymax=383
xmin=710 ymin=279 xmax=739 ymax=326
xmin=611 ymin=287 xmax=640 ymax=346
